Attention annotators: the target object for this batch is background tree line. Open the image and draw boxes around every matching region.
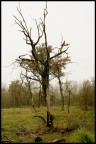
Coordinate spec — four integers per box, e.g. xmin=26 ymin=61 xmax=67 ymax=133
xmin=1 ymin=77 xmax=95 ymax=111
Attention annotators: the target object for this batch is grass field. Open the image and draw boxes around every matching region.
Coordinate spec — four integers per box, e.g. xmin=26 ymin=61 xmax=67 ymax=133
xmin=1 ymin=106 xmax=95 ymax=143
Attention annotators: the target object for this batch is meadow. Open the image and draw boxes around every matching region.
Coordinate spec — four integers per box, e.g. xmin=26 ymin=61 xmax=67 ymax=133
xmin=1 ymin=106 xmax=95 ymax=143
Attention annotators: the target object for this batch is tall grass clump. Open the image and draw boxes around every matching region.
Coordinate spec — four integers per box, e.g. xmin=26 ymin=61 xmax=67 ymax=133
xmin=71 ymin=128 xmax=95 ymax=143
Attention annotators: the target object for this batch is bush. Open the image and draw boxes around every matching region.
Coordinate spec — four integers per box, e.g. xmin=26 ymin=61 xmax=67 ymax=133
xmin=72 ymin=128 xmax=94 ymax=143
xmin=66 ymin=114 xmax=79 ymax=130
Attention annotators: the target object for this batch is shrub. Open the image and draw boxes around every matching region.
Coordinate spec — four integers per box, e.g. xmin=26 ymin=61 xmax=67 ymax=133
xmin=72 ymin=128 xmax=94 ymax=143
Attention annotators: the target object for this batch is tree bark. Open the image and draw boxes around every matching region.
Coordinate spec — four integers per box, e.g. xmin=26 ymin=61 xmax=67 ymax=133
xmin=46 ymin=60 xmax=53 ymax=127
xmin=68 ymin=91 xmax=70 ymax=114
xmin=46 ymin=85 xmax=53 ymax=127
xmin=47 ymin=111 xmax=53 ymax=127
xmin=58 ymin=78 xmax=64 ymax=111
xmin=42 ymin=78 xmax=47 ymax=106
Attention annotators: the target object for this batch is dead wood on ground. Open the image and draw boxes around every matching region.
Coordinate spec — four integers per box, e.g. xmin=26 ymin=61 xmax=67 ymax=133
xmin=32 ymin=115 xmax=46 ymax=123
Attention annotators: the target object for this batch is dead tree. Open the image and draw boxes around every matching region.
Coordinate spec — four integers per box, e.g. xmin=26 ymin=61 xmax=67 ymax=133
xmin=14 ymin=2 xmax=70 ymax=127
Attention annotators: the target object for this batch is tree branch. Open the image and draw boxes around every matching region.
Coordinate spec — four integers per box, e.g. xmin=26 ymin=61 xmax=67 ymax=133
xmin=50 ymin=47 xmax=69 ymax=60
xmin=32 ymin=116 xmax=46 ymax=123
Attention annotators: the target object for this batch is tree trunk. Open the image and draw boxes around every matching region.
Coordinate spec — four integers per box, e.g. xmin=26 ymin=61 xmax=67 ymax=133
xmin=42 ymin=80 xmax=46 ymax=106
xmin=28 ymin=82 xmax=36 ymax=113
xmin=62 ymin=96 xmax=64 ymax=111
xmin=46 ymin=86 xmax=53 ymax=127
xmin=38 ymin=88 xmax=41 ymax=107
xmin=19 ymin=93 xmax=22 ymax=108
xmin=58 ymin=78 xmax=64 ymax=111
xmin=47 ymin=111 xmax=53 ymax=127
xmin=68 ymin=91 xmax=70 ymax=114
xmin=46 ymin=63 xmax=53 ymax=127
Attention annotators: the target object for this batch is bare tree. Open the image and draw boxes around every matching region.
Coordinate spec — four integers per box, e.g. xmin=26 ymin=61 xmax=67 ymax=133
xmin=14 ymin=2 xmax=70 ymax=127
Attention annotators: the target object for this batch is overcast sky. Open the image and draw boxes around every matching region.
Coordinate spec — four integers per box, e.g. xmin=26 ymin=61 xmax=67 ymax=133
xmin=2 ymin=1 xmax=95 ymax=87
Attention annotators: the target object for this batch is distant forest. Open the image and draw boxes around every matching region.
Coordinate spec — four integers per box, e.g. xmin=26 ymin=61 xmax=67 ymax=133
xmin=2 ymin=77 xmax=94 ymax=111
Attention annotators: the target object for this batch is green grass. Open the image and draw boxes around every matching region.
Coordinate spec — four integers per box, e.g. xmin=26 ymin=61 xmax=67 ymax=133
xmin=68 ymin=128 xmax=95 ymax=143
xmin=1 ymin=106 xmax=95 ymax=143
